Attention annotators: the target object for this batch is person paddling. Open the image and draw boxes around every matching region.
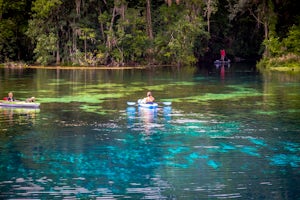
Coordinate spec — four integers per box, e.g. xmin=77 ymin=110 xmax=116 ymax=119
xmin=26 ymin=97 xmax=36 ymax=102
xmin=4 ymin=92 xmax=35 ymax=102
xmin=7 ymin=92 xmax=15 ymax=101
xmin=145 ymin=91 xmax=155 ymax=104
xmin=220 ymin=49 xmax=226 ymax=61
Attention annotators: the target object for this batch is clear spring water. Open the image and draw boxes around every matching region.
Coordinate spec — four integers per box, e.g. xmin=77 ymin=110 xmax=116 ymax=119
xmin=0 ymin=65 xmax=299 ymax=199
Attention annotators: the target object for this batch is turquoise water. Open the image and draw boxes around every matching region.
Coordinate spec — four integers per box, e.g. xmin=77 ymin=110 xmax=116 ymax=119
xmin=0 ymin=65 xmax=299 ymax=199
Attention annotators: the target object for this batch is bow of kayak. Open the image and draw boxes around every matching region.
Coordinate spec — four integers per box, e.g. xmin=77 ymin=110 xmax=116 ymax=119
xmin=138 ymin=102 xmax=158 ymax=109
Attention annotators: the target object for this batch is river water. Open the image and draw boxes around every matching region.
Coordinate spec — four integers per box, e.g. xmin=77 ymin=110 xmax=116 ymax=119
xmin=0 ymin=64 xmax=299 ymax=199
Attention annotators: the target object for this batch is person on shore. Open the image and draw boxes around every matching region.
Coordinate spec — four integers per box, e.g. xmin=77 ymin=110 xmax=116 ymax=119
xmin=220 ymin=49 xmax=226 ymax=61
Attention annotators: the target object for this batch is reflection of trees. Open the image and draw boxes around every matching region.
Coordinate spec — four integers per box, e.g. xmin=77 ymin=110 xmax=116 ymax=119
xmin=262 ymin=70 xmax=300 ymax=83
xmin=262 ymin=71 xmax=300 ymax=127
xmin=0 ymin=107 xmax=39 ymax=126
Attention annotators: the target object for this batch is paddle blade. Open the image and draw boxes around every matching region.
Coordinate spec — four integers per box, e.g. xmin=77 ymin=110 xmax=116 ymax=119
xmin=127 ymin=102 xmax=136 ymax=106
xmin=163 ymin=102 xmax=172 ymax=106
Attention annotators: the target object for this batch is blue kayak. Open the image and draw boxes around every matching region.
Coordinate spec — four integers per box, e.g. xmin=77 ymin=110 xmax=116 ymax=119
xmin=138 ymin=102 xmax=158 ymax=109
xmin=136 ymin=99 xmax=158 ymax=109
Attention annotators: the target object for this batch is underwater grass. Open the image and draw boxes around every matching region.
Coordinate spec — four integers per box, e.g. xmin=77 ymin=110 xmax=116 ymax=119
xmin=171 ymin=85 xmax=261 ymax=103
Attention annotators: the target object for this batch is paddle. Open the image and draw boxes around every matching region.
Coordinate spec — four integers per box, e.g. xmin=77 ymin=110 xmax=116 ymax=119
xmin=127 ymin=101 xmax=172 ymax=106
xmin=127 ymin=101 xmax=136 ymax=106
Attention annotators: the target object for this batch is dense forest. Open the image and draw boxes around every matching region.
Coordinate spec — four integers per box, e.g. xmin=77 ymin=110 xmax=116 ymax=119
xmin=0 ymin=0 xmax=299 ymax=67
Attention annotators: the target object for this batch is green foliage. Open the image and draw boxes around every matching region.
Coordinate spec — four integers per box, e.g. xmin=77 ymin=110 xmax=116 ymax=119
xmin=119 ymin=8 xmax=149 ymax=64
xmin=258 ymin=24 xmax=300 ymax=70
xmin=257 ymin=53 xmax=300 ymax=70
xmin=263 ymin=24 xmax=300 ymax=58
xmin=154 ymin=5 xmax=207 ymax=65
xmin=0 ymin=0 xmax=29 ymax=62
xmin=282 ymin=25 xmax=300 ymax=55
xmin=32 ymin=0 xmax=62 ymax=18
xmin=263 ymin=36 xmax=283 ymax=57
xmin=34 ymin=33 xmax=57 ymax=65
xmin=0 ymin=19 xmax=16 ymax=61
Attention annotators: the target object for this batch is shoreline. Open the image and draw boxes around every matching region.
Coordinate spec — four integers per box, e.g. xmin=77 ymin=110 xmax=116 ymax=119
xmin=0 ymin=62 xmax=177 ymax=70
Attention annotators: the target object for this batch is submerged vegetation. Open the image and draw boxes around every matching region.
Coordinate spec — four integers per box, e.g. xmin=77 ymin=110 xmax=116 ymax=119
xmin=0 ymin=0 xmax=299 ymax=67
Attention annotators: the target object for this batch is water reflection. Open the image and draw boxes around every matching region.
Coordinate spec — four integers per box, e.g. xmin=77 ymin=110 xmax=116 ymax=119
xmin=215 ymin=63 xmax=230 ymax=81
xmin=0 ymin=107 xmax=39 ymax=125
xmin=126 ymin=106 xmax=136 ymax=128
xmin=138 ymin=107 xmax=158 ymax=136
xmin=163 ymin=106 xmax=172 ymax=122
xmin=126 ymin=105 xmax=173 ymax=138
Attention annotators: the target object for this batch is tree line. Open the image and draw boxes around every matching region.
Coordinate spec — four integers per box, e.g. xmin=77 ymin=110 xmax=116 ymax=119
xmin=0 ymin=0 xmax=299 ymax=66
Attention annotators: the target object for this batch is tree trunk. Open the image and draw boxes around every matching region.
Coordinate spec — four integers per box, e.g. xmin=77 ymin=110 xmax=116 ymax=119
xmin=107 ymin=6 xmax=117 ymax=51
xmin=165 ymin=0 xmax=172 ymax=7
xmin=56 ymin=31 xmax=60 ymax=64
xmin=84 ymin=34 xmax=87 ymax=60
xmin=146 ymin=0 xmax=153 ymax=40
xmin=99 ymin=8 xmax=105 ymax=40
xmin=263 ymin=21 xmax=270 ymax=57
xmin=207 ymin=15 xmax=210 ymax=33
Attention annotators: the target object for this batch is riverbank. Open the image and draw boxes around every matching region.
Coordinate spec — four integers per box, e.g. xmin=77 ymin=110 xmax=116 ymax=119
xmin=257 ymin=53 xmax=300 ymax=72
xmin=0 ymin=62 xmax=159 ymax=70
xmin=0 ymin=61 xmax=183 ymax=70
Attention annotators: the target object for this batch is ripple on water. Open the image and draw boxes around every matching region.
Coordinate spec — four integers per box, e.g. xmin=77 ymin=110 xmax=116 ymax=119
xmin=208 ymin=193 xmax=242 ymax=199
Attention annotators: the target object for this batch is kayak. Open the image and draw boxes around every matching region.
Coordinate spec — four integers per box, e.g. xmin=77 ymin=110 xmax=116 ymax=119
xmin=138 ymin=102 xmax=158 ymax=109
xmin=214 ymin=59 xmax=231 ymax=65
xmin=0 ymin=100 xmax=40 ymax=108
xmin=127 ymin=100 xmax=170 ymax=109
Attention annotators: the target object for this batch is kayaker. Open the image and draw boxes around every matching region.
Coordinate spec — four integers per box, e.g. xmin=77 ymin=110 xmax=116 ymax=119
xmin=220 ymin=49 xmax=226 ymax=61
xmin=26 ymin=97 xmax=36 ymax=102
xmin=145 ymin=91 xmax=155 ymax=104
xmin=7 ymin=92 xmax=15 ymax=101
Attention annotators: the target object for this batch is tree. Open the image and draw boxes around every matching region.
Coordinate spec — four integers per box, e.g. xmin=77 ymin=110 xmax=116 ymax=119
xmin=154 ymin=3 xmax=208 ymax=65
xmin=203 ymin=0 xmax=218 ymax=33
xmin=79 ymin=28 xmax=96 ymax=60
xmin=146 ymin=0 xmax=153 ymax=40
xmin=27 ymin=0 xmax=62 ymax=65
xmin=227 ymin=0 xmax=277 ymax=57
xmin=0 ymin=0 xmax=31 ymax=62
xmin=1 ymin=0 xmax=298 ymax=66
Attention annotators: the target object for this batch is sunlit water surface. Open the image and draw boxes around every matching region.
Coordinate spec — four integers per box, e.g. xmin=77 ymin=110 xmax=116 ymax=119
xmin=0 ymin=65 xmax=299 ymax=199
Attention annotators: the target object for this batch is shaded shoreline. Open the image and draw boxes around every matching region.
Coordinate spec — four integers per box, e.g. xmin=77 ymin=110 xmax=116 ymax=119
xmin=0 ymin=64 xmax=176 ymax=70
